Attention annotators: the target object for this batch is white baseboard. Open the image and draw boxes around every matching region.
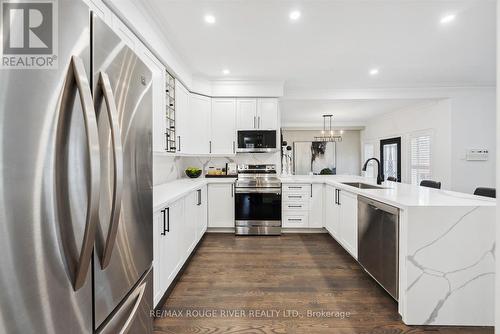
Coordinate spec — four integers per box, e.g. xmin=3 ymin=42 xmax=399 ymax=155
xmin=206 ymin=227 xmax=328 ymax=234
xmin=282 ymin=228 xmax=327 ymax=234
xmin=206 ymin=227 xmax=235 ymax=233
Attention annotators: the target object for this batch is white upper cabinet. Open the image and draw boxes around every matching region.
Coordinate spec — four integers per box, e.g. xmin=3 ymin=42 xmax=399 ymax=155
xmin=188 ymin=94 xmax=211 ymax=155
xmin=210 ymin=99 xmax=237 ymax=155
xmin=236 ymin=99 xmax=258 ymax=130
xmin=140 ymin=49 xmax=166 ymax=153
xmin=236 ymin=98 xmax=279 ymax=130
xmin=257 ymin=98 xmax=279 ymax=130
xmin=175 ymin=81 xmax=190 ymax=153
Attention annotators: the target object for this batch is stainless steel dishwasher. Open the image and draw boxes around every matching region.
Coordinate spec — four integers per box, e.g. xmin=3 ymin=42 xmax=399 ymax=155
xmin=358 ymin=196 xmax=400 ymax=301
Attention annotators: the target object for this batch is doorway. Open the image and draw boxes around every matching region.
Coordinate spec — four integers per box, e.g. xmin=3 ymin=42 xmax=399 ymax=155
xmin=380 ymin=137 xmax=401 ymax=182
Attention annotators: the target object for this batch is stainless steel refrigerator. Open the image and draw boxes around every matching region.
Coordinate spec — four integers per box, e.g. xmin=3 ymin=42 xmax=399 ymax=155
xmin=0 ymin=1 xmax=153 ymax=333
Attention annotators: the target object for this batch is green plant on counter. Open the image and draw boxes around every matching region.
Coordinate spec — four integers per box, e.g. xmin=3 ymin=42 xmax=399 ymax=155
xmin=319 ymin=168 xmax=333 ymax=175
xmin=185 ymin=167 xmax=202 ymax=178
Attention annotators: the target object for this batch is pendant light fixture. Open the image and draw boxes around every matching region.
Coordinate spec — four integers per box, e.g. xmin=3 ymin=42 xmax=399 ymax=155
xmin=314 ymin=114 xmax=342 ymax=142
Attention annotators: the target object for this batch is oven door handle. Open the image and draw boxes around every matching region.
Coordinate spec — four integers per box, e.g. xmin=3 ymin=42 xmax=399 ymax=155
xmin=235 ymin=188 xmax=282 ymax=194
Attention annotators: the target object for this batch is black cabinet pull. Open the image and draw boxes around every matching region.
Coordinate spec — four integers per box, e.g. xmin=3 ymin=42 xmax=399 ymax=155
xmin=197 ymin=189 xmax=201 ymax=205
xmin=310 ymin=184 xmax=313 ymax=197
xmin=161 ymin=209 xmax=167 ymax=236
xmin=166 ymin=207 xmax=170 ymax=232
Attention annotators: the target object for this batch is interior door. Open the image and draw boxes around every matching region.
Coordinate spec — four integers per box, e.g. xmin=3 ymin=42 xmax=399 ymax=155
xmin=92 ymin=16 xmax=153 ymax=329
xmin=380 ymin=137 xmax=402 ymax=182
xmin=0 ymin=1 xmax=94 ymax=333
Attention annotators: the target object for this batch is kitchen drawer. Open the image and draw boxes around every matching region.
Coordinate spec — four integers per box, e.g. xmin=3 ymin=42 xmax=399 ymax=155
xmin=282 ymin=201 xmax=309 ymax=211
xmin=282 ymin=213 xmax=308 ymax=228
xmin=282 ymin=184 xmax=310 ymax=193
xmin=282 ymin=192 xmax=309 ymax=202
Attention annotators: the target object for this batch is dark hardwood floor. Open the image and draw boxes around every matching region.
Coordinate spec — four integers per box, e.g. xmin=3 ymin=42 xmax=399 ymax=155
xmin=153 ymin=233 xmax=493 ymax=334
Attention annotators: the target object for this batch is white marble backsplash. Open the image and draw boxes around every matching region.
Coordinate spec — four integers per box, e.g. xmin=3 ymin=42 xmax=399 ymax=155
xmin=153 ymin=152 xmax=281 ymax=186
xmin=153 ymin=154 xmax=183 ymax=185
xmin=181 ymin=152 xmax=281 ymax=174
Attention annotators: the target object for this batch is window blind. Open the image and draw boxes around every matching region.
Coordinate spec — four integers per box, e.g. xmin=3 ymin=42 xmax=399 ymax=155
xmin=410 ymin=134 xmax=431 ymax=185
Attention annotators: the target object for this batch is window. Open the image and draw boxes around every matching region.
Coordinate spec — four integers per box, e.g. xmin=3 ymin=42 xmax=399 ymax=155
xmin=410 ymin=133 xmax=432 ymax=185
xmin=363 ymin=143 xmax=375 ymax=178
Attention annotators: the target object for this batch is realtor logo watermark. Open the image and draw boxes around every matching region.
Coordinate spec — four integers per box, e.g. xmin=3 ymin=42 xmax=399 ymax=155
xmin=1 ymin=0 xmax=58 ymax=69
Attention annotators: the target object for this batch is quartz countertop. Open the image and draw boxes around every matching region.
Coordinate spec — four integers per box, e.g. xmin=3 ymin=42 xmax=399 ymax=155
xmin=153 ymin=174 xmax=494 ymax=212
xmin=280 ymin=175 xmax=495 ymax=209
xmin=153 ymin=177 xmax=236 ymax=212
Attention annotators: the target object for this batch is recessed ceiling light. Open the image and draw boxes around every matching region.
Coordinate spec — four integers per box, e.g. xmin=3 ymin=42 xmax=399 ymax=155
xmin=289 ymin=10 xmax=301 ymax=21
xmin=222 ymin=69 xmax=230 ymax=75
xmin=440 ymin=14 xmax=456 ymax=24
xmin=369 ymin=68 xmax=379 ymax=76
xmin=204 ymin=14 xmax=216 ymax=24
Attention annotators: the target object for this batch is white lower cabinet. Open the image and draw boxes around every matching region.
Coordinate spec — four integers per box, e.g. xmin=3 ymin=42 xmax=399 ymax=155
xmin=324 ymin=185 xmax=340 ymax=237
xmin=208 ymin=183 xmax=235 ymax=228
xmin=197 ymin=186 xmax=208 ymax=237
xmin=153 ymin=186 xmax=208 ymax=307
xmin=338 ymin=190 xmax=358 ymax=258
xmin=154 ymin=199 xmax=183 ymax=306
xmin=324 ymin=187 xmax=358 ymax=259
xmin=309 ymin=184 xmax=324 ymax=228
xmin=282 ymin=183 xmax=323 ymax=228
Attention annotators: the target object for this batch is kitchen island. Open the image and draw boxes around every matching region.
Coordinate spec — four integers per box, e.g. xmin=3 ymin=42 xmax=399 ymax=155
xmin=281 ymin=175 xmax=496 ymax=327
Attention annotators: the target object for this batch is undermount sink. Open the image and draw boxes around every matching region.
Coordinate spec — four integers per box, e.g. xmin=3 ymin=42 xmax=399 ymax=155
xmin=341 ymin=182 xmax=386 ymax=190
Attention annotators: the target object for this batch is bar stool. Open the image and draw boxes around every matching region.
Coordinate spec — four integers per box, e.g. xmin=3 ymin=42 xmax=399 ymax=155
xmin=473 ymin=187 xmax=496 ymax=198
xmin=420 ymin=180 xmax=441 ymax=189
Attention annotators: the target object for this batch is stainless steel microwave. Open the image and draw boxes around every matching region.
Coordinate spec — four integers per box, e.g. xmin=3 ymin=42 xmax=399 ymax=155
xmin=237 ymin=130 xmax=277 ymax=153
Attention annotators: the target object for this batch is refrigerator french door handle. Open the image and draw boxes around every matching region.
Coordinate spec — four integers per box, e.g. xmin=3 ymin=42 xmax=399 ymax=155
xmin=99 ymin=279 xmax=147 ymax=334
xmin=95 ymin=71 xmax=124 ymax=270
xmin=56 ymin=56 xmax=100 ymax=291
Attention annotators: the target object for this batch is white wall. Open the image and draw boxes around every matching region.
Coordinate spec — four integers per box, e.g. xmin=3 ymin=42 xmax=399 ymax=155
xmin=361 ymin=92 xmax=496 ymax=193
xmin=450 ymin=89 xmax=497 ymax=193
xmin=361 ymin=100 xmax=453 ymax=188
xmin=282 ymin=130 xmax=361 ymax=175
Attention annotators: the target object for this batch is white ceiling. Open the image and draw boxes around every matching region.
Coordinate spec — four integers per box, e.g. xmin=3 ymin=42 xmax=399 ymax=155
xmin=140 ymin=0 xmax=496 ymax=90
xmin=280 ymin=99 xmax=434 ymax=128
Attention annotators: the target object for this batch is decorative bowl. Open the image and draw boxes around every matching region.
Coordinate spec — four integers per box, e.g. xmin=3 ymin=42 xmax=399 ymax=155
xmin=185 ymin=168 xmax=202 ymax=178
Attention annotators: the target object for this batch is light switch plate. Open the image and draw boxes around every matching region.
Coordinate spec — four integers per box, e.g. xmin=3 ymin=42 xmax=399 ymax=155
xmin=466 ymin=149 xmax=489 ymax=161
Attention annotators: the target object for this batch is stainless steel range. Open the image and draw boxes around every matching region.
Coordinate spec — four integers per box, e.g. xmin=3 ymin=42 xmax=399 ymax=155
xmin=235 ymin=164 xmax=282 ymax=235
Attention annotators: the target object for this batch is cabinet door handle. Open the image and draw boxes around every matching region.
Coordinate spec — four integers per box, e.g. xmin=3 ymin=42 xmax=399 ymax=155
xmin=288 ymin=186 xmax=302 ymax=189
xmin=310 ymin=184 xmax=313 ymax=198
xmin=231 ymin=184 xmax=234 ymax=197
xmin=209 ymin=141 xmax=212 ymax=154
xmin=288 ymin=218 xmax=302 ymax=221
xmin=254 ymin=116 xmax=256 ymax=129
xmin=177 ymin=136 xmax=181 ymax=151
xmin=197 ymin=189 xmax=201 ymax=205
xmin=161 ymin=209 xmax=167 ymax=236
xmin=288 ymin=195 xmax=302 ymax=199
xmin=337 ymin=190 xmax=341 ymax=206
xmin=233 ymin=141 xmax=235 ymax=154
xmin=257 ymin=116 xmax=261 ymax=129
xmin=166 ymin=207 xmax=170 ymax=232
xmin=288 ymin=205 xmax=302 ymax=208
